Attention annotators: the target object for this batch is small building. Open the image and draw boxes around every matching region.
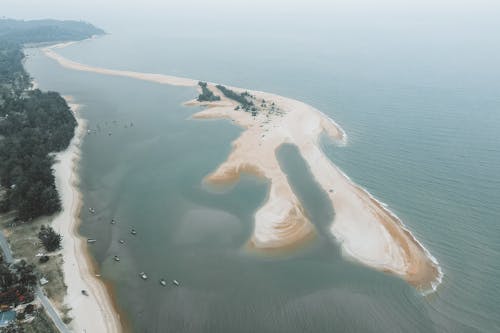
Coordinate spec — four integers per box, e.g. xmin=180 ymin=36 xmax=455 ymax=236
xmin=39 ymin=277 xmax=49 ymax=286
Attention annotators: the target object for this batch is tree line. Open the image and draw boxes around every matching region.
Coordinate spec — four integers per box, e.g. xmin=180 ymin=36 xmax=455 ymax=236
xmin=215 ymin=84 xmax=254 ymax=111
xmin=0 ymin=19 xmax=103 ymax=221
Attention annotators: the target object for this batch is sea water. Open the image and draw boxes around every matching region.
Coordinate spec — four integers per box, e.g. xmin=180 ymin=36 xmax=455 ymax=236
xmin=24 ymin=2 xmax=500 ymax=331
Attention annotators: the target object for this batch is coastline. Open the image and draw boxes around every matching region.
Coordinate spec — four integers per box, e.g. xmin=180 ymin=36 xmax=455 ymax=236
xmin=42 ymin=42 xmax=442 ymax=292
xmin=50 ymin=96 xmax=123 ymax=333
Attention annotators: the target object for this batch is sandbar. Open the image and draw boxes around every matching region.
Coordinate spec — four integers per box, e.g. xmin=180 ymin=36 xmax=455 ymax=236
xmin=43 ymin=43 xmax=442 ymax=292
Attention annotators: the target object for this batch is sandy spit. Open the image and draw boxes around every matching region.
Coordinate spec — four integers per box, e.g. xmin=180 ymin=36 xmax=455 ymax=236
xmin=43 ymin=43 xmax=442 ymax=293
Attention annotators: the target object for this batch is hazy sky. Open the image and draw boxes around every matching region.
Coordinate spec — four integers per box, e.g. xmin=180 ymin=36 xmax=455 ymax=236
xmin=3 ymin=0 xmax=499 ymax=71
xmin=3 ymin=0 xmax=500 ymax=31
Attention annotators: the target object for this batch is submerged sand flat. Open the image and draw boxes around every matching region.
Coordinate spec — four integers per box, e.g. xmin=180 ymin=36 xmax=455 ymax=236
xmin=43 ymin=43 xmax=442 ymax=291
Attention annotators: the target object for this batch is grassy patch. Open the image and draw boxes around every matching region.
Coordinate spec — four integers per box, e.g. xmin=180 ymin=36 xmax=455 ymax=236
xmin=0 ymin=212 xmax=67 ymax=310
xmin=21 ymin=308 xmax=59 ymax=333
xmin=38 ymin=254 xmax=66 ymax=306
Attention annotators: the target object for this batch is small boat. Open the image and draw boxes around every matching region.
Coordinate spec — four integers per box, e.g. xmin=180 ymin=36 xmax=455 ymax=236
xmin=113 ymin=256 xmax=120 ymax=262
xmin=172 ymin=280 xmax=180 ymax=287
xmin=140 ymin=272 xmax=148 ymax=280
xmin=88 ymin=207 xmax=95 ymax=214
xmin=87 ymin=239 xmax=97 ymax=244
xmin=131 ymin=229 xmax=137 ymax=235
xmin=160 ymin=279 xmax=167 ymax=286
xmin=111 ymin=219 xmax=116 ymax=225
xmin=119 ymin=239 xmax=125 ymax=244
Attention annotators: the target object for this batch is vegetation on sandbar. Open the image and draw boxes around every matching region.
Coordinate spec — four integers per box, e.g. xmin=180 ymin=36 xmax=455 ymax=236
xmin=197 ymin=81 xmax=221 ymax=102
xmin=215 ymin=84 xmax=254 ymax=110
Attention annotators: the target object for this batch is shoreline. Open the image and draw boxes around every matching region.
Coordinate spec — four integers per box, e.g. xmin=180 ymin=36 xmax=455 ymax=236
xmin=42 ymin=42 xmax=442 ymax=292
xmin=50 ymin=96 xmax=123 ymax=333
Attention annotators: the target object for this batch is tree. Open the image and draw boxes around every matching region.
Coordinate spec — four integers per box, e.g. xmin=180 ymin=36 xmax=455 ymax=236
xmin=24 ymin=304 xmax=35 ymax=314
xmin=3 ymin=322 xmax=24 ymax=333
xmin=0 ymin=263 xmax=17 ymax=290
xmin=197 ymin=81 xmax=221 ymax=102
xmin=38 ymin=225 xmax=62 ymax=252
xmin=13 ymin=260 xmax=37 ymax=287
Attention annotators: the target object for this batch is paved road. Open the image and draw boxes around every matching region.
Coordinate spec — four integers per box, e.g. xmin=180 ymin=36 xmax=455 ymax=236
xmin=0 ymin=231 xmax=13 ymax=262
xmin=35 ymin=287 xmax=70 ymax=333
xmin=0 ymin=230 xmax=70 ymax=333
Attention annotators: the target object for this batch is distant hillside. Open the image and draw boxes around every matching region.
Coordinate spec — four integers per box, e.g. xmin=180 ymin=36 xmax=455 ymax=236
xmin=0 ymin=18 xmax=104 ymax=45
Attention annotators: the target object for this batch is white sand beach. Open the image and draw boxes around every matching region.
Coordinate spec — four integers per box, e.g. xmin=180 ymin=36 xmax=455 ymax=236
xmin=192 ymin=87 xmax=441 ymax=289
xmin=43 ymin=42 xmax=441 ymax=293
xmin=51 ymin=97 xmax=122 ymax=333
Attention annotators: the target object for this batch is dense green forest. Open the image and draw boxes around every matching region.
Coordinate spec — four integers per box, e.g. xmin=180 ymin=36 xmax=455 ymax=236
xmin=0 ymin=41 xmax=30 ymax=92
xmin=0 ymin=19 xmax=103 ymax=220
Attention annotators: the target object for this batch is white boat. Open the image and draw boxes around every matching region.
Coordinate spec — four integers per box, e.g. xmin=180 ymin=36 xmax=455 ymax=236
xmin=160 ymin=279 xmax=167 ymax=286
xmin=172 ymin=280 xmax=180 ymax=286
xmin=113 ymin=256 xmax=120 ymax=262
xmin=131 ymin=229 xmax=137 ymax=235
xmin=140 ymin=272 xmax=148 ymax=280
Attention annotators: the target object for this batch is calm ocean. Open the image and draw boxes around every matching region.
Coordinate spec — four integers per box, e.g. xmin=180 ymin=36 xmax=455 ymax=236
xmin=24 ymin=2 xmax=500 ymax=331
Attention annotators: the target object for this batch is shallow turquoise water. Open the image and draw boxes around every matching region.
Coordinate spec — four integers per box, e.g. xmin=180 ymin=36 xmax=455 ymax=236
xmin=24 ymin=5 xmax=500 ymax=331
